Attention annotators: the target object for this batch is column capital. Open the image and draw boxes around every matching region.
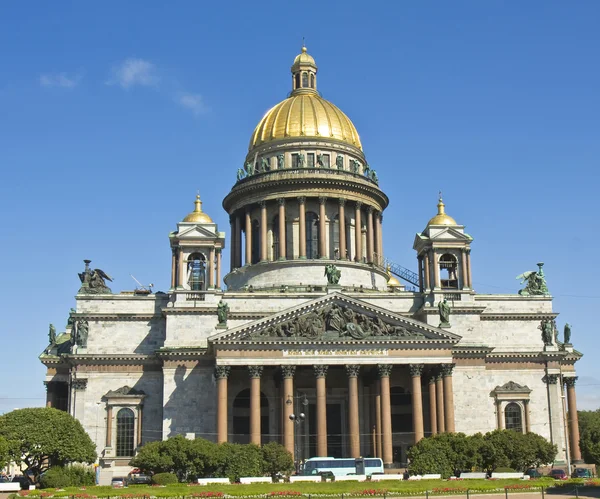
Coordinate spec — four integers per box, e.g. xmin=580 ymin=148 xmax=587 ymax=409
xmin=216 ymin=248 xmax=221 ymax=255
xmin=441 ymin=363 xmax=455 ymax=377
xmin=248 ymin=365 xmax=263 ymax=379
xmin=339 ymin=198 xmax=346 ymax=206
xmin=72 ymin=378 xmax=88 ymax=391
xmin=281 ymin=365 xmax=296 ymax=379
xmin=409 ymin=364 xmax=424 ymax=377
xmin=258 ymin=200 xmax=267 ymax=208
xmin=428 ymin=375 xmax=437 ymax=385
xmin=367 ymin=205 xmax=374 ymax=214
xmin=345 ymin=365 xmax=360 ymax=378
xmin=277 ymin=197 xmax=286 ymax=206
xmin=319 ymin=196 xmax=327 ymax=204
xmin=377 ymin=364 xmax=393 ymax=378
xmin=564 ymin=376 xmax=578 ymax=387
xmin=314 ymin=365 xmax=329 ymax=378
xmin=297 ymin=196 xmax=306 ymax=205
xmin=545 ymin=374 xmax=559 ymax=385
xmin=171 ymin=246 xmax=178 ymax=256
xmin=355 ymin=201 xmax=363 ymax=209
xmin=215 ymin=365 xmax=231 ymax=379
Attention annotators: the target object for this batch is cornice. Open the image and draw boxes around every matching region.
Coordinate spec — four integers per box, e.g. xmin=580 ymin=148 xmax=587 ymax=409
xmin=70 ymin=313 xmax=160 ymax=321
xmin=63 ymin=353 xmax=161 ymax=365
xmin=480 ymin=313 xmax=559 ymax=321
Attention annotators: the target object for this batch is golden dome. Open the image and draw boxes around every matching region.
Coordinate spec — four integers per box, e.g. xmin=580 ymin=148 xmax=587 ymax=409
xmin=249 ymin=93 xmax=362 ymax=151
xmin=182 ymin=194 xmax=214 ymax=224
xmin=292 ymin=46 xmax=317 ymax=71
xmin=427 ymin=195 xmax=457 ymax=226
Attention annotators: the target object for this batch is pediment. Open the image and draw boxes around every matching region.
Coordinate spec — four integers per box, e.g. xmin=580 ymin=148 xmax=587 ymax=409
xmin=428 ymin=227 xmax=473 ymax=241
xmin=176 ymin=225 xmax=218 ymax=239
xmin=210 ymin=292 xmax=461 ymax=345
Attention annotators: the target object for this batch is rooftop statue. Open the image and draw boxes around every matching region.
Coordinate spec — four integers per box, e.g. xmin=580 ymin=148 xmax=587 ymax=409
xmin=516 ymin=262 xmax=549 ymax=296
xmin=317 ymin=154 xmax=325 ymax=167
xmin=540 ymin=319 xmax=555 ymax=346
xmin=324 ymin=264 xmax=341 ymax=285
xmin=336 ymin=155 xmax=344 ymax=170
xmin=245 ymin=161 xmax=254 ymax=176
xmin=78 ymin=260 xmax=113 ymax=294
xmin=438 ymin=299 xmax=451 ymax=328
xmin=259 ymin=157 xmax=269 ymax=173
xmin=564 ymin=323 xmax=572 ymax=344
xmin=48 ymin=323 xmax=56 ymax=345
xmin=298 ymin=153 xmax=305 ymax=168
xmin=217 ymin=299 xmax=230 ymax=326
xmin=277 ymin=154 xmax=285 ymax=169
xmin=236 ymin=168 xmax=245 ymax=181
xmin=370 ymin=169 xmax=379 ymax=185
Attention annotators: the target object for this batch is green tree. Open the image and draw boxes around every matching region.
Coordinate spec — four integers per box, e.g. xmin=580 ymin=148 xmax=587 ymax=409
xmin=0 ymin=408 xmax=96 ymax=483
xmin=578 ymin=410 xmax=600 ymax=465
xmin=130 ymin=435 xmax=219 ymax=481
xmin=483 ymin=430 xmax=556 ymax=471
xmin=215 ymin=443 xmax=263 ymax=482
xmin=0 ymin=436 xmax=10 ymax=470
xmin=261 ymin=442 xmax=294 ymax=478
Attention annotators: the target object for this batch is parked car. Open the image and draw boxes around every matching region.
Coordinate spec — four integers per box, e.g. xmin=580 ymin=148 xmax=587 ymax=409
xmin=11 ymin=476 xmax=31 ymax=490
xmin=525 ymin=468 xmax=543 ymax=478
xmin=572 ymin=468 xmax=593 ymax=478
xmin=111 ymin=477 xmax=127 ymax=488
xmin=549 ymin=469 xmax=568 ymax=480
xmin=128 ymin=474 xmax=152 ymax=485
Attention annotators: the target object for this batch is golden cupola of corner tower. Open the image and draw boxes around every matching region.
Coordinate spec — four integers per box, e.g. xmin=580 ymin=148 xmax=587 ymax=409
xmin=223 ymin=46 xmax=390 ymax=291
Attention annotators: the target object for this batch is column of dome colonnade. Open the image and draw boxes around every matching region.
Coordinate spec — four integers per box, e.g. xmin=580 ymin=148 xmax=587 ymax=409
xmin=226 ymin=197 xmax=384 ymax=269
xmin=214 ymin=363 xmax=456 ymax=463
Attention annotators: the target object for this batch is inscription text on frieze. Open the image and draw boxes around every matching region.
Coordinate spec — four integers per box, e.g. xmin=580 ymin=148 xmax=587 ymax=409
xmin=282 ymin=349 xmax=389 ymax=357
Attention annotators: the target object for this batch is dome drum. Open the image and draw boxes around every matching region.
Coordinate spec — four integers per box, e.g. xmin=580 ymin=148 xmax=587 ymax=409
xmin=224 ymin=259 xmax=389 ymax=291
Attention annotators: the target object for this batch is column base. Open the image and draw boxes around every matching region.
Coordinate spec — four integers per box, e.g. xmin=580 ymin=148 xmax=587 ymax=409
xmin=299 ymin=256 xmax=307 ymax=260
xmin=278 ymin=257 xmax=287 ymax=261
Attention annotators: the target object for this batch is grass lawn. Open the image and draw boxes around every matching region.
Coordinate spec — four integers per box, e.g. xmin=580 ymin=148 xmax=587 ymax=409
xmin=14 ymin=478 xmax=587 ymax=498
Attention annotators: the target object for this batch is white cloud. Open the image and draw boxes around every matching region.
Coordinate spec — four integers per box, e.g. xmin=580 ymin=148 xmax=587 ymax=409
xmin=107 ymin=58 xmax=158 ymax=89
xmin=39 ymin=72 xmax=81 ymax=88
xmin=177 ymin=92 xmax=205 ymax=116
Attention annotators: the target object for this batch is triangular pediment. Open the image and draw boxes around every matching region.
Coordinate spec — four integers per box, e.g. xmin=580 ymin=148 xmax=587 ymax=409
xmin=428 ymin=226 xmax=472 ymax=241
xmin=176 ymin=224 xmax=218 ymax=239
xmin=210 ymin=292 xmax=461 ymax=345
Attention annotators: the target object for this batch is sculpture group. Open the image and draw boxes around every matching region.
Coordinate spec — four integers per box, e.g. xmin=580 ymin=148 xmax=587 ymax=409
xmin=78 ymin=260 xmax=113 ymax=295
xmin=235 ymin=155 xmax=379 ymax=185
xmin=516 ymin=262 xmax=549 ymax=296
xmin=251 ymin=303 xmax=426 ymax=341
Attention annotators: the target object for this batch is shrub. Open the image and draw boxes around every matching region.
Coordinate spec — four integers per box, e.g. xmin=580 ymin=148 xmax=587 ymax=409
xmin=262 ymin=442 xmax=294 ymax=478
xmin=152 ymin=472 xmax=178 ymax=485
xmin=215 ymin=443 xmax=263 ymax=482
xmin=494 ymin=467 xmax=517 ymax=472
xmin=39 ymin=466 xmax=95 ymax=489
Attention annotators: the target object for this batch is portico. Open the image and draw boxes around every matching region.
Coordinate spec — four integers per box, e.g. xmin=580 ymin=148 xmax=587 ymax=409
xmin=209 ymin=293 xmax=459 ymax=466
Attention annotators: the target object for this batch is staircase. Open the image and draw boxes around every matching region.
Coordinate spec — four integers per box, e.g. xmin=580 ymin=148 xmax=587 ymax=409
xmin=373 ymin=253 xmax=420 ymax=288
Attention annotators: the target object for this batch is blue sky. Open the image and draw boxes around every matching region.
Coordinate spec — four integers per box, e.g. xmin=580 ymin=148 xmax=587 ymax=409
xmin=0 ymin=1 xmax=599 ymax=415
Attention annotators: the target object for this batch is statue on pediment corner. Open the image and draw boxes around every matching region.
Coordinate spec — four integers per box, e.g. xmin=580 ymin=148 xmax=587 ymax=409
xmin=324 ymin=264 xmax=341 ymax=285
xmin=78 ymin=260 xmax=113 ymax=295
xmin=517 ymin=262 xmax=549 ymax=296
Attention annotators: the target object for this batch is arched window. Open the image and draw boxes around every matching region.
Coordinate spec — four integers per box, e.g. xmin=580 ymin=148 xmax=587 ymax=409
xmin=187 ymin=253 xmax=206 ymax=291
xmin=116 ymin=408 xmax=135 ymax=457
xmin=302 ymin=72 xmax=309 ymax=88
xmin=439 ymin=253 xmax=458 ymax=289
xmin=310 ymin=74 xmax=315 ymax=88
xmin=295 ymin=73 xmax=300 ymax=89
xmin=232 ymin=389 xmax=269 ymax=444
xmin=306 ymin=212 xmax=319 ymax=259
xmin=505 ymin=403 xmax=523 ymax=433
xmin=331 ymin=215 xmax=340 ymax=259
xmin=251 ymin=220 xmax=260 ymax=264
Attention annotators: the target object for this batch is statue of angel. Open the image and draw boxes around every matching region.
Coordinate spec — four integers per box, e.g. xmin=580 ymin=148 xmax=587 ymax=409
xmin=516 ymin=262 xmax=549 ymax=296
xmin=78 ymin=260 xmax=113 ymax=294
xmin=48 ymin=323 xmax=56 ymax=345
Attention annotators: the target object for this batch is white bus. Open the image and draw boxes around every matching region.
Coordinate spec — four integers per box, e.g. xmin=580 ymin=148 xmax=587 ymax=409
xmin=302 ymin=457 xmax=384 ymax=477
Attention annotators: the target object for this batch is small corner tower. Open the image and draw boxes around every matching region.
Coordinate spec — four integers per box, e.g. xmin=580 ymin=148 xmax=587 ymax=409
xmin=169 ymin=194 xmax=226 ymax=292
xmin=413 ymin=195 xmax=473 ymax=297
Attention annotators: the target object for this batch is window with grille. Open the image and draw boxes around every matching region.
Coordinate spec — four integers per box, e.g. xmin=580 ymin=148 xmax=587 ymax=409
xmin=307 ymin=153 xmax=315 ymax=168
xmin=116 ymin=408 xmax=135 ymax=457
xmin=291 ymin=154 xmax=299 ymax=168
xmin=306 ymin=212 xmax=319 ymax=259
xmin=504 ymin=403 xmax=523 ymax=432
xmin=321 ymin=154 xmax=330 ymax=168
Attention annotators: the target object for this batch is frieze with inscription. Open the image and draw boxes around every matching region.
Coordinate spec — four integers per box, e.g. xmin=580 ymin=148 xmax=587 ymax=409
xmin=247 ymin=304 xmax=427 ymax=341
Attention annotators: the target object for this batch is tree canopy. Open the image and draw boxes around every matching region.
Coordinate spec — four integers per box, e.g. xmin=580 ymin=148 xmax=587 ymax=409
xmin=0 ymin=408 xmax=97 ymax=482
xmin=408 ymin=430 xmax=557 ymax=478
xmin=578 ymin=410 xmax=600 ymax=465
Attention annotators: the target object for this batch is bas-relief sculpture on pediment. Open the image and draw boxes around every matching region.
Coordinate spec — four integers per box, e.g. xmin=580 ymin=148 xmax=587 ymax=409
xmin=245 ymin=303 xmax=428 ymax=341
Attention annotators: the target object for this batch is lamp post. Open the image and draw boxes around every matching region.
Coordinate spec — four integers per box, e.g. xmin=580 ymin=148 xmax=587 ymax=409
xmin=289 ymin=394 xmax=309 ymax=474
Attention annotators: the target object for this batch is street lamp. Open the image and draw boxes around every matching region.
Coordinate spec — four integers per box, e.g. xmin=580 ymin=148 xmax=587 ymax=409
xmin=289 ymin=394 xmax=309 ymax=474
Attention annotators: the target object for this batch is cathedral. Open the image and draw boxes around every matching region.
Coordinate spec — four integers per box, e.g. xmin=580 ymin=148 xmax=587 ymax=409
xmin=40 ymin=47 xmax=583 ymax=482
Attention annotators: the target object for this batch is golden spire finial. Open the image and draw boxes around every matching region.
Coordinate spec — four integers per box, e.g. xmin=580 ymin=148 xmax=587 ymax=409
xmin=437 ymin=191 xmax=446 ymax=215
xmin=194 ymin=193 xmax=203 ymax=213
xmin=302 ymin=37 xmax=306 ymax=52
xmin=182 ymin=192 xmax=214 ymax=223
